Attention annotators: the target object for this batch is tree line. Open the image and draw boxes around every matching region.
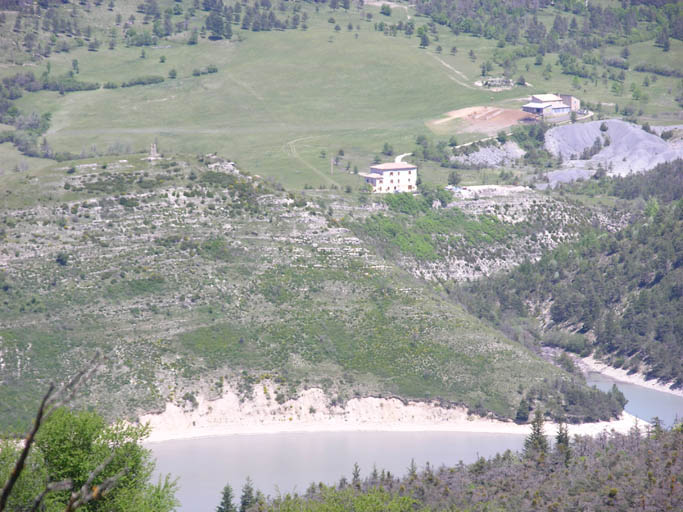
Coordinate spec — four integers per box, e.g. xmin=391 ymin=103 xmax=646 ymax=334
xmin=215 ymin=420 xmax=682 ymax=511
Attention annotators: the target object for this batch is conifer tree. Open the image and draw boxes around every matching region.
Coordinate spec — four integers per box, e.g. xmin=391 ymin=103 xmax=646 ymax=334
xmin=239 ymin=477 xmax=255 ymax=512
xmin=524 ymin=408 xmax=549 ymax=457
xmin=217 ymin=483 xmax=237 ymax=512
xmin=351 ymin=462 xmax=361 ymax=489
xmin=555 ymin=418 xmax=571 ymax=466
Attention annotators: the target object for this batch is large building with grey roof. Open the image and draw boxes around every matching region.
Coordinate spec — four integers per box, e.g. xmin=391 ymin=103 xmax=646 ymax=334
xmin=522 ymin=94 xmax=580 ymax=119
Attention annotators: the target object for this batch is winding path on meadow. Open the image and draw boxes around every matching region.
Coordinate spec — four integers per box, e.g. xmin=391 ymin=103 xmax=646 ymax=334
xmin=282 ymin=135 xmax=341 ymax=187
xmin=428 ymin=54 xmax=474 ymax=89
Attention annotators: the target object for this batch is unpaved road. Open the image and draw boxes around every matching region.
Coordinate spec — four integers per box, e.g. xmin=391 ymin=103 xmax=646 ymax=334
xmin=429 ymin=55 xmax=473 ymax=89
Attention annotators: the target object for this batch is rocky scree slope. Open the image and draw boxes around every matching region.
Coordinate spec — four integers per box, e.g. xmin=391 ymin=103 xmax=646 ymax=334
xmin=545 ymin=119 xmax=683 ymax=181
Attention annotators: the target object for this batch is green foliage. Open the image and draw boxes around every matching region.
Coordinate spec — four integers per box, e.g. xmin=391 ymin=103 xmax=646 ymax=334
xmin=239 ymin=477 xmax=256 ymax=512
xmin=555 ymin=420 xmax=571 ymax=465
xmin=524 ymin=408 xmax=548 ymax=457
xmin=383 ymin=193 xmax=429 ymax=215
xmin=511 ymin=123 xmax=551 ymax=164
xmin=0 ymin=408 xmax=177 ymax=511
xmin=55 ymin=252 xmax=69 ymax=266
xmin=543 ymin=332 xmax=589 ymax=356
xmin=356 ymin=204 xmax=521 ymax=261
xmin=264 ymin=487 xmax=418 ymax=511
xmin=121 ymin=76 xmax=165 ymax=88
xmin=515 ymin=398 xmax=530 ymax=423
xmin=178 ymin=323 xmax=256 ymax=365
xmin=359 ymin=214 xmax=437 ymax=259
xmin=447 ymin=170 xmax=461 ymax=186
xmin=217 ymin=483 xmax=238 ymax=512
xmin=555 ymin=351 xmax=578 ymax=374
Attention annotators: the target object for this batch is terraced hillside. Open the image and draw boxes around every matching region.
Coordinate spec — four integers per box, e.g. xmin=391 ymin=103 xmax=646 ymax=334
xmin=0 ymin=154 xmax=623 ymax=430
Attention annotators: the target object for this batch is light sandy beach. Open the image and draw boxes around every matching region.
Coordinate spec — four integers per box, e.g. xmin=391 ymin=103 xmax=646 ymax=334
xmin=141 ymin=381 xmax=645 ymax=443
xmin=581 ymin=355 xmax=683 ymax=398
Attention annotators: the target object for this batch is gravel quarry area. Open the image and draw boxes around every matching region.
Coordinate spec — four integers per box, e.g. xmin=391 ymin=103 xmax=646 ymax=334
xmin=451 ymin=141 xmax=525 ymax=167
xmin=543 ymin=119 xmax=683 ymax=186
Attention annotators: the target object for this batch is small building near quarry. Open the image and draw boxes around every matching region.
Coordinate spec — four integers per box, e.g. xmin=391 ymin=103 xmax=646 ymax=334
xmin=360 ymin=162 xmax=417 ymax=193
xmin=522 ymin=94 xmax=580 ymax=119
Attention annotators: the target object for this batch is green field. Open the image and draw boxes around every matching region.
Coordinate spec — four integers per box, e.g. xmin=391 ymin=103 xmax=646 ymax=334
xmin=13 ymin=11 xmax=490 ymax=189
xmin=9 ymin=3 xmax=679 ymax=189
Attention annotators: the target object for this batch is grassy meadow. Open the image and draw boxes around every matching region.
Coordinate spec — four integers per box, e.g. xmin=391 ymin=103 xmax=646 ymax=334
xmin=6 ymin=2 xmax=676 ymax=190
xmin=12 ymin=9 xmax=489 ymax=189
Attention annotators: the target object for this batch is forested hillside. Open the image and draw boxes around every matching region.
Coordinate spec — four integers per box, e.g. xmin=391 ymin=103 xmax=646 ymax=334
xmin=416 ymin=0 xmax=683 ymax=47
xmin=457 ymin=160 xmax=683 ymax=387
xmin=224 ymin=422 xmax=683 ymax=511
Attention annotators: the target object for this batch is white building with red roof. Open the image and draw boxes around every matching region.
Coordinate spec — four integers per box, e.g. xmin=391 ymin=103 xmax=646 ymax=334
xmin=360 ymin=162 xmax=418 ymax=193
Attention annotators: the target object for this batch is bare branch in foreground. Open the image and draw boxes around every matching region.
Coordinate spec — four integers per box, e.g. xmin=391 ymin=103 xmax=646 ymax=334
xmin=29 ymin=480 xmax=72 ymax=512
xmin=0 ymin=384 xmax=55 ymax=512
xmin=0 ymin=351 xmax=105 ymax=512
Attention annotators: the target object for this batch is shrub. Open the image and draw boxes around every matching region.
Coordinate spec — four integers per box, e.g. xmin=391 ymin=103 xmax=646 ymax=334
xmin=120 ymin=75 xmax=164 ymax=88
xmin=55 ymin=252 xmax=69 ymax=266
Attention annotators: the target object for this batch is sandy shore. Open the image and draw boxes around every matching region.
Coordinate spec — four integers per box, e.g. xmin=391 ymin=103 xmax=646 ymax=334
xmin=581 ymin=355 xmax=683 ymax=398
xmin=140 ymin=382 xmax=645 ymax=444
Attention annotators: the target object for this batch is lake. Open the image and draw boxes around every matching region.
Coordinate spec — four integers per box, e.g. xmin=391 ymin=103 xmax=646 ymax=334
xmin=151 ymin=372 xmax=683 ymax=511
xmin=585 ymin=371 xmax=683 ymax=428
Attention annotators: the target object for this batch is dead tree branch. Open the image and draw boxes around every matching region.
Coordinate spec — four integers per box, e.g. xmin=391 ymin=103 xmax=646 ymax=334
xmin=0 ymin=352 xmax=107 ymax=512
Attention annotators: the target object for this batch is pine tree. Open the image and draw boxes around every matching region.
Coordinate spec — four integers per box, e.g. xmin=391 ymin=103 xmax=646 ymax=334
xmin=524 ymin=408 xmax=548 ymax=457
xmin=407 ymin=458 xmax=417 ymax=481
xmin=555 ymin=418 xmax=571 ymax=466
xmin=239 ymin=477 xmax=255 ymax=512
xmin=515 ymin=398 xmax=530 ymax=423
xmin=217 ymin=483 xmax=237 ymax=512
xmin=351 ymin=462 xmax=361 ymax=489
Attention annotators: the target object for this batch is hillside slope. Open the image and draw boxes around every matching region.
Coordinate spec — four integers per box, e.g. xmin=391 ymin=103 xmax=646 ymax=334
xmin=458 ymin=160 xmax=683 ymax=388
xmin=0 ymin=154 xmax=622 ymax=430
xmin=545 ymin=120 xmax=683 ymax=176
